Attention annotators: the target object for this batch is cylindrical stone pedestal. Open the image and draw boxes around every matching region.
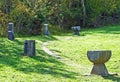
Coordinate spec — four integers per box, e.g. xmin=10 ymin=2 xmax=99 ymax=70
xmin=44 ymin=24 xmax=50 ymax=35
xmin=24 ymin=40 xmax=35 ymax=56
xmin=8 ymin=23 xmax=15 ymax=40
xmin=8 ymin=31 xmax=14 ymax=40
xmin=87 ymin=50 xmax=111 ymax=76
xmin=8 ymin=23 xmax=14 ymax=32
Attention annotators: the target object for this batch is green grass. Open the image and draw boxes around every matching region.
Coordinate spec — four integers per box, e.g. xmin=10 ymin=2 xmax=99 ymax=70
xmin=0 ymin=25 xmax=120 ymax=82
xmin=0 ymin=36 xmax=77 ymax=82
xmin=47 ymin=25 xmax=120 ymax=82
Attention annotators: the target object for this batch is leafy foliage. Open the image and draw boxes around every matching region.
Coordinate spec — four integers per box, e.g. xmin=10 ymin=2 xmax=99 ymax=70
xmin=0 ymin=0 xmax=120 ymax=36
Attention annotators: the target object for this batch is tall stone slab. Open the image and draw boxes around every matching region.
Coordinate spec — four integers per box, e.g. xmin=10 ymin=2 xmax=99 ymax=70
xmin=24 ymin=40 xmax=36 ymax=56
xmin=44 ymin=24 xmax=50 ymax=35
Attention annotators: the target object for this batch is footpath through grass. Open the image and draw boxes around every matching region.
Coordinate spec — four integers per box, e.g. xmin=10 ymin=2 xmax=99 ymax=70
xmin=48 ymin=25 xmax=120 ymax=82
xmin=0 ymin=25 xmax=120 ymax=82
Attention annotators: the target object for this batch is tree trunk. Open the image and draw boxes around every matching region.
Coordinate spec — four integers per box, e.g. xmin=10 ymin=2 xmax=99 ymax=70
xmin=81 ymin=0 xmax=86 ymax=26
xmin=3 ymin=0 xmax=12 ymax=14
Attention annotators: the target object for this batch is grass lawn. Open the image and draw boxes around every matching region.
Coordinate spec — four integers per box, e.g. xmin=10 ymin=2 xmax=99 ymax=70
xmin=48 ymin=25 xmax=120 ymax=82
xmin=0 ymin=25 xmax=120 ymax=82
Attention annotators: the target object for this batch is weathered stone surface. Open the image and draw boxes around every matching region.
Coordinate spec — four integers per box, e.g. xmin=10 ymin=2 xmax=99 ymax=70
xmin=8 ymin=31 xmax=14 ymax=40
xmin=44 ymin=24 xmax=50 ymax=35
xmin=8 ymin=23 xmax=14 ymax=32
xmin=87 ymin=50 xmax=111 ymax=64
xmin=8 ymin=23 xmax=15 ymax=40
xmin=24 ymin=40 xmax=35 ymax=56
xmin=71 ymin=26 xmax=80 ymax=35
xmin=91 ymin=64 xmax=108 ymax=76
xmin=87 ymin=50 xmax=111 ymax=76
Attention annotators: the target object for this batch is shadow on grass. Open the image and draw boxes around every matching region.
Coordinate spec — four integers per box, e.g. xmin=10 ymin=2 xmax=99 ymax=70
xmin=25 ymin=53 xmax=77 ymax=78
xmin=0 ymin=38 xmax=77 ymax=79
xmin=54 ymin=31 xmax=86 ymax=37
xmin=50 ymin=49 xmax=61 ymax=54
xmin=17 ymin=35 xmax=58 ymax=42
xmin=103 ymin=74 xmax=120 ymax=82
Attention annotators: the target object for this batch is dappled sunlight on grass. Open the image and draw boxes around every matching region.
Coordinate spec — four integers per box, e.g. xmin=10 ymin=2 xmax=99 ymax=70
xmin=0 ymin=37 xmax=78 ymax=81
xmin=0 ymin=25 xmax=120 ymax=81
xmin=47 ymin=26 xmax=120 ymax=81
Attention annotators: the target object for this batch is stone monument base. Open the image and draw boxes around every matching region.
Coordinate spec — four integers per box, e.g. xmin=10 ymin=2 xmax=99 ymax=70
xmin=8 ymin=31 xmax=15 ymax=40
xmin=91 ymin=64 xmax=108 ymax=76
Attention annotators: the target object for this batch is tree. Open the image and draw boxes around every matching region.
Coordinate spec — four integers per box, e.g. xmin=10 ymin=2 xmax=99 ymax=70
xmin=81 ymin=0 xmax=86 ymax=26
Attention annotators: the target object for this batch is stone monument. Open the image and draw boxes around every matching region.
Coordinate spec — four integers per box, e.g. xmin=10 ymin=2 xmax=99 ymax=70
xmin=87 ymin=50 xmax=111 ymax=76
xmin=24 ymin=40 xmax=35 ymax=56
xmin=44 ymin=24 xmax=50 ymax=35
xmin=72 ymin=26 xmax=80 ymax=35
xmin=8 ymin=23 xmax=15 ymax=40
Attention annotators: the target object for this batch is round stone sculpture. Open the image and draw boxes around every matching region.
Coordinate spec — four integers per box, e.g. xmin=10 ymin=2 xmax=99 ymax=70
xmin=87 ymin=50 xmax=111 ymax=76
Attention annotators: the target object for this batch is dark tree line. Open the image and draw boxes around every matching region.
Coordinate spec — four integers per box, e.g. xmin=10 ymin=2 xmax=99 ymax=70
xmin=0 ymin=0 xmax=120 ymax=36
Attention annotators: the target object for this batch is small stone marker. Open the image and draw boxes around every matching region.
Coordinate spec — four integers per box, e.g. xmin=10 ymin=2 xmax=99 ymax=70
xmin=8 ymin=23 xmax=15 ymax=40
xmin=72 ymin=26 xmax=80 ymax=35
xmin=24 ymin=40 xmax=35 ymax=56
xmin=87 ymin=50 xmax=111 ymax=76
xmin=44 ymin=24 xmax=50 ymax=35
